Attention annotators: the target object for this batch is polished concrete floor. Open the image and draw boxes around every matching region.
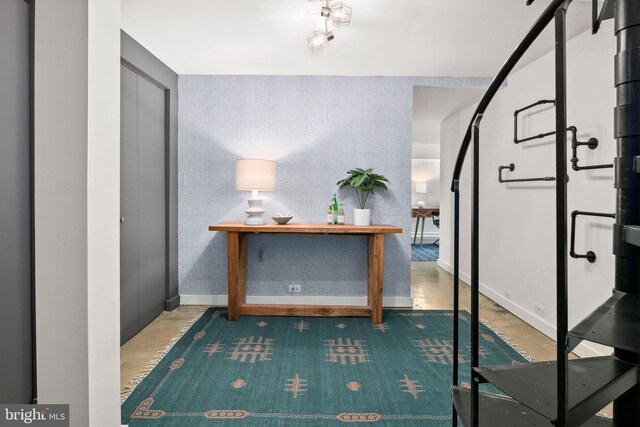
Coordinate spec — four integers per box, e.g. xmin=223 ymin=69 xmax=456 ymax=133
xmin=122 ymin=262 xmax=611 ymax=415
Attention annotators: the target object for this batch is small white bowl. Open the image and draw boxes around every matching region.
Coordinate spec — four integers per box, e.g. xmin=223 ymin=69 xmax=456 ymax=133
xmin=272 ymin=216 xmax=293 ymax=225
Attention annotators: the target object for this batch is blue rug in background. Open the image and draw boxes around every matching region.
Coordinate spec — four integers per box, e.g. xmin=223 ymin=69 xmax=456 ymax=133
xmin=411 ymin=244 xmax=439 ymax=262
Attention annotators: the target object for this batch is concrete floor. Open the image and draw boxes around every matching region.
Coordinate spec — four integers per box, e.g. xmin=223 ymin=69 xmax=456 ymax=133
xmin=121 ymin=261 xmax=610 ymax=415
xmin=121 ymin=305 xmax=205 ymax=393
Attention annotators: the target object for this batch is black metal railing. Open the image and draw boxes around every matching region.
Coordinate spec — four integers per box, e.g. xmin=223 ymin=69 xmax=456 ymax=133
xmin=513 ymin=99 xmax=555 ymax=144
xmin=498 ymin=163 xmax=555 ymax=183
xmin=450 ymin=1 xmax=574 ymax=426
xmin=570 ymin=211 xmax=616 ymax=263
xmin=452 ymin=178 xmax=460 ymax=427
xmin=514 ymin=107 xmax=611 ymax=171
xmin=469 ymin=114 xmax=483 ymax=427
xmin=554 ymin=9 xmax=569 ymax=424
xmin=569 ymin=127 xmax=613 ymax=171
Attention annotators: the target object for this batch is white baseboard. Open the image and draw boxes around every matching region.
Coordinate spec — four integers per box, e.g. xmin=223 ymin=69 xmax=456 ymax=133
xmin=436 ymin=259 xmax=450 ymax=272
xmin=410 ymin=232 xmax=439 ymax=238
xmin=411 ymin=232 xmax=439 ymax=243
xmin=435 ymin=260 xmax=608 ymax=358
xmin=180 ymin=294 xmax=413 ymax=308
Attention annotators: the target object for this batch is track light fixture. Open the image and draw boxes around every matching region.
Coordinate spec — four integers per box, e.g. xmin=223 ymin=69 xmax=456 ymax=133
xmin=307 ymin=25 xmax=334 ymax=54
xmin=321 ymin=2 xmax=352 ymax=28
xmin=306 ymin=0 xmax=352 ymax=53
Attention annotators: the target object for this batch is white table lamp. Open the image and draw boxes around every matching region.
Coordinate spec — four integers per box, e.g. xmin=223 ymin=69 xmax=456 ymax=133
xmin=236 ymin=159 xmax=276 ymax=225
xmin=415 ymin=182 xmax=427 ymax=208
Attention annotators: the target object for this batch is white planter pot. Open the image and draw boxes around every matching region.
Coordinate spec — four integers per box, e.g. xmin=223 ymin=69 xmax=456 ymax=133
xmin=353 ymin=208 xmax=371 ymax=226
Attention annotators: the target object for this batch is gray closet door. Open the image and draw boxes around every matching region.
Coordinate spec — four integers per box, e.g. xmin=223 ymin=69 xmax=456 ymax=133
xmin=136 ymin=76 xmax=166 ymax=329
xmin=0 ymin=0 xmax=33 ymax=403
xmin=120 ymin=65 xmax=166 ymax=344
xmin=120 ymin=66 xmax=140 ymax=343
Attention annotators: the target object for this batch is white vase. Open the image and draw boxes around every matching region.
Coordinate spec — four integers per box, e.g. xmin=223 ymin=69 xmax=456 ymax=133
xmin=354 ymin=209 xmax=371 ymax=226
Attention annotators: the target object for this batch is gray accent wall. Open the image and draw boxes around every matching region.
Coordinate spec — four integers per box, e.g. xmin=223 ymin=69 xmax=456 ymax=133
xmin=178 ymin=76 xmax=489 ymax=299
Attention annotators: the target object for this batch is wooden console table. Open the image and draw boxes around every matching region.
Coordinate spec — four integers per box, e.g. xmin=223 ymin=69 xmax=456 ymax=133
xmin=209 ymin=222 xmax=402 ymax=324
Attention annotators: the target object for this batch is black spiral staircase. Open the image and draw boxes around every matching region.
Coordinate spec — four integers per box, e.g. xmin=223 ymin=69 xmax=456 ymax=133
xmin=449 ymin=0 xmax=640 ymax=426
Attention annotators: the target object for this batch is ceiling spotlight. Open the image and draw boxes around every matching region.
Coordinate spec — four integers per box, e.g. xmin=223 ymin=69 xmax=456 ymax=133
xmin=307 ymin=29 xmax=334 ymax=54
xmin=321 ymin=2 xmax=352 ymax=28
xmin=306 ymin=0 xmax=351 ymax=53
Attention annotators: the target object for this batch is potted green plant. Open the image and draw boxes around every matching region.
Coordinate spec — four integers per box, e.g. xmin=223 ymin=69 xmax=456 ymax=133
xmin=337 ymin=168 xmax=390 ymax=226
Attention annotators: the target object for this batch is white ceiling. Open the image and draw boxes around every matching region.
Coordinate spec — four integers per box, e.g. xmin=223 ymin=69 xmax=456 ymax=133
xmin=122 ymin=0 xmax=594 ymax=77
xmin=412 ymin=85 xmax=485 ymax=155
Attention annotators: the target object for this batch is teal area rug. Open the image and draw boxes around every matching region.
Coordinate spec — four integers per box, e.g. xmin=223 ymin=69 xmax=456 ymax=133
xmin=121 ymin=309 xmax=528 ymax=426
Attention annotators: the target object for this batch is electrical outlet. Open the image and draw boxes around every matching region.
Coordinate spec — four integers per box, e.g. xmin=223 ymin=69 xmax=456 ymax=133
xmin=288 ymin=283 xmax=301 ymax=293
xmin=504 ymin=289 xmax=512 ymax=299
xmin=534 ymin=304 xmax=545 ymax=316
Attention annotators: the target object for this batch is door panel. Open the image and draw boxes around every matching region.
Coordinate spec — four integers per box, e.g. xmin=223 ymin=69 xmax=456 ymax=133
xmin=120 ymin=65 xmax=140 ymax=344
xmin=0 ymin=0 xmax=33 ymax=403
xmin=120 ymin=68 xmax=166 ymax=343
xmin=136 ymin=76 xmax=166 ymax=329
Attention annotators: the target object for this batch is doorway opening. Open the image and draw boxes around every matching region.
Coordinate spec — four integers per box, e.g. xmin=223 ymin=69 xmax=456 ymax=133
xmin=411 ymin=85 xmax=485 ymax=263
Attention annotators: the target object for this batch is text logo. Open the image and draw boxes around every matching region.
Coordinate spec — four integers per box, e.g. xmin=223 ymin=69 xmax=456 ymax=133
xmin=0 ymin=405 xmax=68 ymax=426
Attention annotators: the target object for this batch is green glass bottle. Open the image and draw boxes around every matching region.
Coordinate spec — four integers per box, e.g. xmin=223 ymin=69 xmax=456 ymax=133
xmin=332 ymin=193 xmax=339 ymax=224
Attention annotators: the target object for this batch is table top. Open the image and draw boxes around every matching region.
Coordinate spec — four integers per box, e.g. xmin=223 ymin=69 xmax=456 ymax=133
xmin=209 ymin=221 xmax=402 ymax=234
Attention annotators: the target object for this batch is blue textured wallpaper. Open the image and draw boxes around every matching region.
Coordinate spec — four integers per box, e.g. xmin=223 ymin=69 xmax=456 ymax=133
xmin=178 ymin=75 xmax=489 ymax=299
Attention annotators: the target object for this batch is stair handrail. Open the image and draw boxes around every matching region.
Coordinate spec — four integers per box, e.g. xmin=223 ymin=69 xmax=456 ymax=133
xmin=450 ymin=1 xmax=573 ymax=426
xmin=450 ymin=0 xmax=571 ymax=192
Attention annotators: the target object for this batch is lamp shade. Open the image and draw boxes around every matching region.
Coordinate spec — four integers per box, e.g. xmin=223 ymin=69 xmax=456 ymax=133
xmin=235 ymin=159 xmax=276 ymax=191
xmin=415 ymin=182 xmax=427 ymax=194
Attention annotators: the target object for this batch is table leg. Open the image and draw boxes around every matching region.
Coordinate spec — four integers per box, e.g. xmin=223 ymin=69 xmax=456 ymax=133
xmin=227 ymin=232 xmax=241 ymax=320
xmin=413 ymin=216 xmax=419 ymax=244
xmin=368 ymin=233 xmax=385 ymax=324
xmin=367 ymin=236 xmax=374 ymax=312
xmin=238 ymin=233 xmax=247 ymax=307
xmin=420 ymin=216 xmax=426 ymax=244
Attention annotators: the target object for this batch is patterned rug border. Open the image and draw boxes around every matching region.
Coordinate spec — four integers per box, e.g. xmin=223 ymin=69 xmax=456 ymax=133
xmin=120 ymin=306 xmax=209 ymax=403
xmin=479 ymin=316 xmax=533 ymax=362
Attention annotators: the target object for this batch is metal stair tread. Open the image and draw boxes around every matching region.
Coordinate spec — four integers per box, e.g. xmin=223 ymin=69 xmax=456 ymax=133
xmin=568 ymin=290 xmax=640 ymax=354
xmin=601 ymin=0 xmax=614 ymax=20
xmin=452 ymin=386 xmax=550 ymax=426
xmin=451 ymin=386 xmax=613 ymax=427
xmin=473 ymin=356 xmax=638 ymax=426
xmin=623 ymin=225 xmax=640 ymax=247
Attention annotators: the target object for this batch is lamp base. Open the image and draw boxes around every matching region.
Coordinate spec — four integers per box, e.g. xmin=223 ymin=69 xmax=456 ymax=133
xmin=417 ymin=200 xmax=425 ymax=208
xmin=244 ymin=198 xmax=266 ymax=226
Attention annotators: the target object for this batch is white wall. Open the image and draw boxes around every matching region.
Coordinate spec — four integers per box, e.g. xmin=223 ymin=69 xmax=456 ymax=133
xmin=413 ymin=119 xmax=441 ymax=145
xmin=439 ymin=22 xmax=616 ymax=357
xmin=412 ymin=160 xmax=441 ymax=208
xmin=87 ymin=0 xmax=121 ymax=425
xmin=412 ymin=143 xmax=440 ymax=159
xmin=35 ymin=1 xmax=120 ymax=426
